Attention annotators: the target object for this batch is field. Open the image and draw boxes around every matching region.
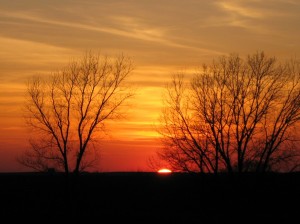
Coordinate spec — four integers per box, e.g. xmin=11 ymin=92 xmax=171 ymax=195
xmin=0 ymin=172 xmax=299 ymax=223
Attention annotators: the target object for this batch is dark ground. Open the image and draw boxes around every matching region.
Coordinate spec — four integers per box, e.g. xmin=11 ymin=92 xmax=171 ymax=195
xmin=0 ymin=172 xmax=299 ymax=223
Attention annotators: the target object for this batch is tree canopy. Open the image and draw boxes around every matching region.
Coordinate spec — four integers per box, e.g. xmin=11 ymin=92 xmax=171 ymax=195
xmin=19 ymin=52 xmax=134 ymax=174
xmin=158 ymin=52 xmax=300 ymax=173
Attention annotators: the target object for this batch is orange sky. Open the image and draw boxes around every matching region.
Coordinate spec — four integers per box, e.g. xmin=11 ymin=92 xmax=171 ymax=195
xmin=0 ymin=0 xmax=300 ymax=172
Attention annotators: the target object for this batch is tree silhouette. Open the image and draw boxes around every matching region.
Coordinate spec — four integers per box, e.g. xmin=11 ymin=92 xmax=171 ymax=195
xmin=158 ymin=52 xmax=300 ymax=173
xmin=19 ymin=52 xmax=134 ymax=174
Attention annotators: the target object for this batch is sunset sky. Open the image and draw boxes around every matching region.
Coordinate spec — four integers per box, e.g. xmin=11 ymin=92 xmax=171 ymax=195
xmin=0 ymin=0 xmax=299 ymax=172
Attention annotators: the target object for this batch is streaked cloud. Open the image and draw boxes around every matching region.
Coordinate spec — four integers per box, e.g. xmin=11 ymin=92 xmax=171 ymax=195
xmin=218 ymin=1 xmax=263 ymax=19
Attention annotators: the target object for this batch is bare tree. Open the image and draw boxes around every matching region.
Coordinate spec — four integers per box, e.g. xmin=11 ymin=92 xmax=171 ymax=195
xmin=158 ymin=52 xmax=300 ymax=173
xmin=19 ymin=52 xmax=134 ymax=175
xmin=157 ymin=73 xmax=217 ymax=173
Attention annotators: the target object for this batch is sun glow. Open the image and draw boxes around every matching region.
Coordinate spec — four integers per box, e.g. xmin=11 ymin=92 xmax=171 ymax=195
xmin=157 ymin=168 xmax=172 ymax=174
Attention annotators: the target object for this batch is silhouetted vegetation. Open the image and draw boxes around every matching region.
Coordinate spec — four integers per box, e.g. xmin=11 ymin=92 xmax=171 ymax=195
xmin=18 ymin=52 xmax=134 ymax=175
xmin=158 ymin=52 xmax=300 ymax=173
xmin=0 ymin=172 xmax=299 ymax=223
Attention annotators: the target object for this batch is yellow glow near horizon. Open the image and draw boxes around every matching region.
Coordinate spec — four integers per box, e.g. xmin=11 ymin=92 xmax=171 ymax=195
xmin=157 ymin=168 xmax=172 ymax=174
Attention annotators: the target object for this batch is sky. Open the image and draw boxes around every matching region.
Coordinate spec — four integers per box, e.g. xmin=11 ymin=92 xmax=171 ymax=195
xmin=0 ymin=0 xmax=300 ymax=172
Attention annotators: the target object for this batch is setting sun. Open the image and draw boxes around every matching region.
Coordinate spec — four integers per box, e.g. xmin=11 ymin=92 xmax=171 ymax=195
xmin=157 ymin=168 xmax=172 ymax=174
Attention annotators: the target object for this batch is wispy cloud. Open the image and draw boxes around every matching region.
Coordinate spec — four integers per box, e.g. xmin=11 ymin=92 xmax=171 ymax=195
xmin=0 ymin=9 xmax=223 ymax=56
xmin=217 ymin=1 xmax=263 ymax=19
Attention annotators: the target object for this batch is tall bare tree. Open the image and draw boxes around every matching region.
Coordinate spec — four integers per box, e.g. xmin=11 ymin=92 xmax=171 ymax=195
xmin=158 ymin=52 xmax=300 ymax=173
xmin=19 ymin=52 xmax=134 ymax=174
